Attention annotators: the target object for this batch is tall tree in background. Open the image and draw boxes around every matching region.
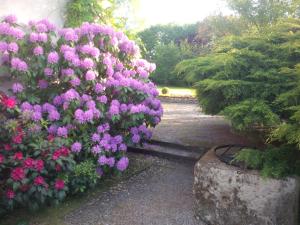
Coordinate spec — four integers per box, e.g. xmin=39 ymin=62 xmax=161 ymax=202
xmin=138 ymin=23 xmax=200 ymax=59
xmin=65 ymin=0 xmax=129 ymax=28
xmin=226 ymin=0 xmax=295 ymax=29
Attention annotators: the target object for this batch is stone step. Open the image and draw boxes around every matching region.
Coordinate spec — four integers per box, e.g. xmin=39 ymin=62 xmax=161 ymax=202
xmin=128 ymin=140 xmax=207 ymax=162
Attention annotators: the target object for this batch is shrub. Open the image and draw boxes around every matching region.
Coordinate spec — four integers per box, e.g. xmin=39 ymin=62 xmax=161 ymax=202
xmin=0 ymin=92 xmax=75 ymax=212
xmin=175 ymin=18 xmax=300 ymax=178
xmin=161 ymin=87 xmax=169 ymax=95
xmin=0 ymin=15 xmax=162 ymax=211
xmin=67 ymin=160 xmax=99 ymax=194
xmin=234 ymin=146 xmax=300 ymax=178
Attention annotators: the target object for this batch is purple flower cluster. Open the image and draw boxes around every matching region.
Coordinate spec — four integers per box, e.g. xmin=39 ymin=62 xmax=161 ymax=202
xmin=12 ymin=82 xmax=24 ymax=93
xmin=11 ymin=57 xmax=28 ymax=71
xmin=47 ymin=51 xmax=59 ymax=64
xmin=116 ymin=157 xmax=129 ymax=171
xmin=1 ymin=15 xmax=163 ymax=177
xmin=71 ymin=142 xmax=82 ymax=153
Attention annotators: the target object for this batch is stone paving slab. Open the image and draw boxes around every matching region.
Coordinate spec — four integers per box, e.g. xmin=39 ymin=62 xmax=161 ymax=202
xmin=64 ymin=154 xmax=204 ymax=225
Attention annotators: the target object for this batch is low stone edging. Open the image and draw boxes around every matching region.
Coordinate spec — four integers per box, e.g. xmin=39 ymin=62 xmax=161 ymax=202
xmin=193 ymin=147 xmax=300 ymax=225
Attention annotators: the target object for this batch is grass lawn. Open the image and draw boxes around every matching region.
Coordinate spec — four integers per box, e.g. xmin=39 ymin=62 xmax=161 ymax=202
xmin=157 ymin=86 xmax=196 ymax=97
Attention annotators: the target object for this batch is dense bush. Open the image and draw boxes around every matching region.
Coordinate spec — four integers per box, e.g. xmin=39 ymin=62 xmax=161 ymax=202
xmin=0 ymin=15 xmax=162 ymax=211
xmin=175 ymin=18 xmax=300 ymax=177
xmin=0 ymin=92 xmax=74 ymax=213
xmin=234 ymin=146 xmax=300 ymax=178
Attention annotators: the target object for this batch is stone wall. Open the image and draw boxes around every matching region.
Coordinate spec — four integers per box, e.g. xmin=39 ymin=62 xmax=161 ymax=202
xmin=194 ymin=148 xmax=300 ymax=225
xmin=0 ymin=0 xmax=69 ymax=93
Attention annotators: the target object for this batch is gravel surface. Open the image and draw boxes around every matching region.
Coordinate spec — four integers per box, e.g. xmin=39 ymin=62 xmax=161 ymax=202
xmin=64 ymin=154 xmax=204 ymax=225
xmin=64 ymin=101 xmax=258 ymax=225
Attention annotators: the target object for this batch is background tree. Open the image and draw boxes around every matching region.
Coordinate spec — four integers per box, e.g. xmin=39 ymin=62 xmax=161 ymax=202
xmin=151 ymin=41 xmax=195 ymax=86
xmin=226 ymin=0 xmax=295 ymax=29
xmin=65 ymin=0 xmax=130 ymax=28
xmin=138 ymin=23 xmax=200 ymax=59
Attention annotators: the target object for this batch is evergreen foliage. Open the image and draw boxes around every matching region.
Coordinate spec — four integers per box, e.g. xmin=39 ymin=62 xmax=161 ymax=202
xmin=176 ymin=18 xmax=300 ymax=177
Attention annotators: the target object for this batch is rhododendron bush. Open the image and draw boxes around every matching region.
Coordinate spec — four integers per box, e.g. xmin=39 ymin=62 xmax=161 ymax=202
xmin=0 ymin=15 xmax=162 ymax=211
xmin=0 ymin=92 xmax=73 ymax=212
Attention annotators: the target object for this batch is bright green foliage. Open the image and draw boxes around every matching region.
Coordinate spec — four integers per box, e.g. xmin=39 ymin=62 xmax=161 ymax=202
xmin=175 ymin=53 xmax=232 ymax=84
xmin=233 ymin=148 xmax=264 ymax=168
xmin=178 ymin=19 xmax=300 ymax=133
xmin=68 ymin=160 xmax=99 ymax=194
xmin=65 ymin=0 xmax=127 ymax=28
xmin=138 ymin=23 xmax=202 ymax=86
xmin=222 ymin=99 xmax=280 ymax=131
xmin=234 ymin=146 xmax=300 ymax=178
xmin=176 ymin=18 xmax=300 ymax=178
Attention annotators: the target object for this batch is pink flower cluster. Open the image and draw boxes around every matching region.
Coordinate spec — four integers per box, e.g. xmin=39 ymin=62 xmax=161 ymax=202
xmin=1 ymin=15 xmax=163 ymax=177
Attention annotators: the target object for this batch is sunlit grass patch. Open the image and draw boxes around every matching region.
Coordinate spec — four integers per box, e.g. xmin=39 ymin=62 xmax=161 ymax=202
xmin=157 ymin=86 xmax=196 ymax=97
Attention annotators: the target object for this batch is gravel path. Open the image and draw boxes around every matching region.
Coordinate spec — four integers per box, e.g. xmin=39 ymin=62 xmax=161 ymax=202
xmin=64 ymin=154 xmax=203 ymax=225
xmin=64 ymin=100 xmax=257 ymax=225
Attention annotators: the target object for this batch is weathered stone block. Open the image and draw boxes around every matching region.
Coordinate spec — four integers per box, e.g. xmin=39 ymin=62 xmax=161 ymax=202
xmin=194 ymin=148 xmax=300 ymax=225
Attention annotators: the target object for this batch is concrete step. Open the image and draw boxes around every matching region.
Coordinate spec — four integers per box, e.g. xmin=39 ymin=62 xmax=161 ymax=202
xmin=128 ymin=140 xmax=208 ymax=162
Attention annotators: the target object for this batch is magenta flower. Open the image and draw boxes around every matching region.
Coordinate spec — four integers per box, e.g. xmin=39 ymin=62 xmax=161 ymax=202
xmin=29 ymin=32 xmax=39 ymax=42
xmin=98 ymin=155 xmax=107 ymax=165
xmin=70 ymin=77 xmax=81 ymax=86
xmin=74 ymin=109 xmax=85 ymax=123
xmin=12 ymin=82 xmax=24 ymax=93
xmin=92 ymin=133 xmax=100 ymax=142
xmin=47 ymin=51 xmax=59 ymax=64
xmin=44 ymin=67 xmax=53 ymax=76
xmin=107 ymin=157 xmax=115 ymax=167
xmin=0 ymin=41 xmax=7 ymax=52
xmin=48 ymin=124 xmax=58 ymax=134
xmin=6 ymin=189 xmax=15 ymax=199
xmin=92 ymin=145 xmax=102 ymax=154
xmin=132 ymin=134 xmax=140 ymax=143
xmin=36 ymin=23 xmax=47 ymax=33
xmin=4 ymin=15 xmax=17 ymax=24
xmin=94 ymin=83 xmax=103 ymax=93
xmin=71 ymin=142 xmax=82 ymax=153
xmin=48 ymin=110 xmax=60 ymax=121
xmin=38 ymin=80 xmax=48 ymax=89
xmin=33 ymin=46 xmax=43 ymax=56
xmin=109 ymin=105 xmax=119 ymax=115
xmin=57 ymin=126 xmax=68 ymax=137
xmin=8 ymin=42 xmax=18 ymax=53
xmin=55 ymin=179 xmax=65 ymax=190
xmin=84 ymin=109 xmax=94 ymax=122
xmin=85 ymin=70 xmax=96 ymax=81
xmin=81 ymin=58 xmax=94 ymax=69
xmin=38 ymin=33 xmax=48 ymax=42
xmin=31 ymin=111 xmax=42 ymax=121
xmin=97 ymin=95 xmax=107 ymax=104
xmin=116 ymin=157 xmax=129 ymax=171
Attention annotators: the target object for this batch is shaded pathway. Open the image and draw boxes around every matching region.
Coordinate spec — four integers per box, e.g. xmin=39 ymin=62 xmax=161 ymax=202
xmin=65 ymin=154 xmax=204 ymax=225
xmin=64 ymin=100 xmax=257 ymax=225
